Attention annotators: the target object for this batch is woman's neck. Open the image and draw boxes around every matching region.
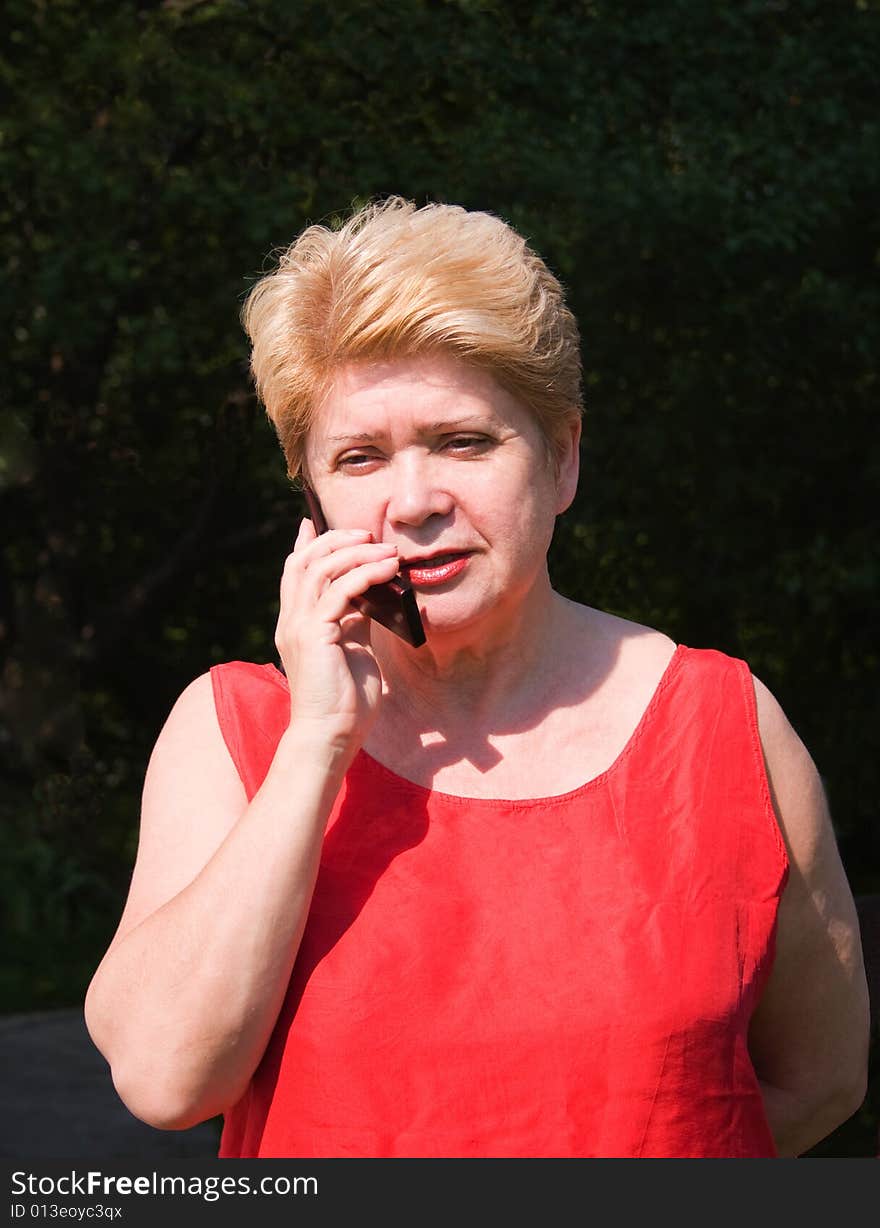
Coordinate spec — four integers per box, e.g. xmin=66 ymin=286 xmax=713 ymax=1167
xmin=370 ymin=581 xmax=584 ymax=737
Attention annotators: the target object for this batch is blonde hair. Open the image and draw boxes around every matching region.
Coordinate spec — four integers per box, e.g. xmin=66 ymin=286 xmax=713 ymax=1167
xmin=242 ymin=197 xmax=583 ymax=479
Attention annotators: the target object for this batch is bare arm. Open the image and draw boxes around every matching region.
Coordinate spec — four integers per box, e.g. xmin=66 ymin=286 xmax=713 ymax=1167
xmin=84 ymin=674 xmax=350 ymax=1129
xmin=84 ymin=521 xmax=401 ymax=1130
xmin=748 ymin=675 xmax=870 ymax=1156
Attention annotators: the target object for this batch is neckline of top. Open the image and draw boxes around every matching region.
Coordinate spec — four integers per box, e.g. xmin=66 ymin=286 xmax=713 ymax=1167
xmin=270 ymin=642 xmax=687 ymax=808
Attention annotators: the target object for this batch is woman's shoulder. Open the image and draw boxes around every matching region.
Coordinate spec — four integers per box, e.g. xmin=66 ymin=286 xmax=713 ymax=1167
xmin=208 ymin=659 xmax=288 ymax=690
xmin=562 ymin=603 xmax=678 ymax=674
xmin=150 ymin=670 xmax=239 ymax=765
xmin=558 ymin=604 xmax=763 ymax=728
xmin=566 ymin=604 xmax=756 ymax=682
xmin=147 ymin=661 xmax=287 ymax=778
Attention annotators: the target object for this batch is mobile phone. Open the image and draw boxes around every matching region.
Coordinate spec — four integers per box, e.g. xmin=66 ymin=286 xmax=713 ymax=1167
xmin=301 ymin=486 xmax=427 ymax=648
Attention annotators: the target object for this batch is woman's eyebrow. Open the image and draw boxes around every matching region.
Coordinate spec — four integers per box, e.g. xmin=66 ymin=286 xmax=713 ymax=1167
xmin=426 ymin=418 xmax=489 ymax=432
xmin=324 ymin=418 xmax=490 ymax=446
xmin=324 ymin=432 xmax=379 ymax=445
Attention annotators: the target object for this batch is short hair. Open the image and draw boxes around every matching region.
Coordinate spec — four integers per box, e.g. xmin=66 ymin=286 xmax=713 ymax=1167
xmin=242 ymin=197 xmax=583 ymax=480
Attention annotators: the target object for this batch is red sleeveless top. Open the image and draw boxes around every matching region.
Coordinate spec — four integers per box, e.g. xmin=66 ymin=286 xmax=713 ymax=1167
xmin=211 ymin=644 xmax=787 ymax=1158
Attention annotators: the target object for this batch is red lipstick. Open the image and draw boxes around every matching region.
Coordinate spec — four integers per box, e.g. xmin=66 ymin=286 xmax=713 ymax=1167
xmin=401 ymin=553 xmax=470 ymax=587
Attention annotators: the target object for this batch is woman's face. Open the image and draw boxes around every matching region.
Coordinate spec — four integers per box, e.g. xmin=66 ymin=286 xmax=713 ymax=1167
xmin=303 ymin=353 xmax=580 ymax=641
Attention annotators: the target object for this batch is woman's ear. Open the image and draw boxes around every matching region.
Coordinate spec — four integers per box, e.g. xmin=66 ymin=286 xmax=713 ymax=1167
xmin=554 ymin=416 xmax=582 ymax=515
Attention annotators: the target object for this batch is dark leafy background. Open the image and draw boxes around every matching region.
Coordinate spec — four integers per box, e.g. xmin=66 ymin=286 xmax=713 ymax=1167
xmin=1 ymin=0 xmax=877 ymax=1154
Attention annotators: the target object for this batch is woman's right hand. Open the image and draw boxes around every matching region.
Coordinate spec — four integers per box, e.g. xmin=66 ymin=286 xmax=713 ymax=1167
xmin=274 ymin=516 xmax=400 ymax=750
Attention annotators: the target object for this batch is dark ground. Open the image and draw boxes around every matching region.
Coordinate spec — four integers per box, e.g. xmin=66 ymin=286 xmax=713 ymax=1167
xmin=0 ymin=1009 xmax=219 ymax=1161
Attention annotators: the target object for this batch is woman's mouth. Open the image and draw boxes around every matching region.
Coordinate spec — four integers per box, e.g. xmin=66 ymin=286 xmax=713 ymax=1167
xmin=400 ymin=552 xmax=471 ymax=587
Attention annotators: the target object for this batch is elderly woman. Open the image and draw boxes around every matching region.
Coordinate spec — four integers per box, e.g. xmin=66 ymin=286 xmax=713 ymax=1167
xmin=85 ymin=199 xmax=869 ymax=1158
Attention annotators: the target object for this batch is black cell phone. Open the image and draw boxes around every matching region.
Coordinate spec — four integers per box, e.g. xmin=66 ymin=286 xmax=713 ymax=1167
xmin=301 ymin=486 xmax=427 ymax=648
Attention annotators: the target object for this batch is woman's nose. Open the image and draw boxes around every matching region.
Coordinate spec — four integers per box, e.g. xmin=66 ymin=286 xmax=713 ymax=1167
xmin=385 ymin=453 xmax=455 ymax=527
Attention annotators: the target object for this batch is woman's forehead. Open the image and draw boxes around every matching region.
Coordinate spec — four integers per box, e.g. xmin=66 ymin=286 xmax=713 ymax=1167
xmin=327 ymin=353 xmax=495 ymax=401
xmin=311 ymin=354 xmax=526 ymax=439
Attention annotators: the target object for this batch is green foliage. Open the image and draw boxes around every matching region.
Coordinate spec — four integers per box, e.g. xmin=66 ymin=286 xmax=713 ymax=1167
xmin=0 ymin=754 xmax=131 ymax=1010
xmin=1 ymin=0 xmax=878 ymax=1153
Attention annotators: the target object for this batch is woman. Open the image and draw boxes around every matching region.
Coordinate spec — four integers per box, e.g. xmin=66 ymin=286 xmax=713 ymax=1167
xmin=85 ymin=198 xmax=869 ymax=1158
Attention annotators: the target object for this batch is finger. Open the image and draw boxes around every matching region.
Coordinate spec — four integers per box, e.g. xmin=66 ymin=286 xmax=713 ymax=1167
xmin=303 ymin=541 xmax=397 ymax=591
xmin=280 ymin=530 xmax=373 ymax=603
xmin=316 ymin=555 xmax=403 ymax=625
xmin=280 ymin=542 xmax=395 ymax=618
xmin=296 ymin=516 xmax=316 ymax=546
xmin=288 ymin=526 xmax=371 ymax=569
xmin=277 ymin=541 xmax=397 ymax=640
xmin=339 ymin=608 xmax=375 ymax=652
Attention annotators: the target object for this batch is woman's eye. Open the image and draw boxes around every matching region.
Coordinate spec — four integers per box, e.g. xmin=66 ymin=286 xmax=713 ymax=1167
xmin=337 ymin=452 xmax=380 ymax=470
xmin=443 ymin=436 xmax=489 ymax=453
xmin=336 ymin=438 xmax=490 ymax=468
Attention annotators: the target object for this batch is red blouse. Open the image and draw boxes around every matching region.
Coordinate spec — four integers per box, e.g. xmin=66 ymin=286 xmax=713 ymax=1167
xmin=211 ymin=644 xmax=787 ymax=1157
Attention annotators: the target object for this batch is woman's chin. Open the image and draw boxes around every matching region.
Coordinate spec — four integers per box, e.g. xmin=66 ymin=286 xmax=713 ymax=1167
xmin=410 ymin=590 xmax=505 ymax=642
